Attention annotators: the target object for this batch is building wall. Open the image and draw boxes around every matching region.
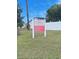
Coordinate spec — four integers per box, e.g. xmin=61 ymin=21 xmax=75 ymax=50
xmin=30 ymin=22 xmax=61 ymax=30
xmin=46 ymin=22 xmax=61 ymax=30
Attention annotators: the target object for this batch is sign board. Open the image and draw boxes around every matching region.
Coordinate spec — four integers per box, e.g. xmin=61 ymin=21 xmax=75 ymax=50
xmin=32 ymin=17 xmax=46 ymax=38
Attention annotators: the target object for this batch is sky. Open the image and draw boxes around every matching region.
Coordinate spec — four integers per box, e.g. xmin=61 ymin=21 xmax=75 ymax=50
xmin=18 ymin=0 xmax=61 ymax=23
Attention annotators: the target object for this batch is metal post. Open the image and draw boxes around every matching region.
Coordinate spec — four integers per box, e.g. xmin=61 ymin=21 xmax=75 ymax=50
xmin=26 ymin=0 xmax=30 ymax=30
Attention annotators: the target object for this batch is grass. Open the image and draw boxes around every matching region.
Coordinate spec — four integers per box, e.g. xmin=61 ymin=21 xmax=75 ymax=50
xmin=17 ymin=29 xmax=61 ymax=59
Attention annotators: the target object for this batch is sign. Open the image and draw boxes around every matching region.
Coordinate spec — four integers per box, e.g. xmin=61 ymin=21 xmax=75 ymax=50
xmin=34 ymin=18 xmax=44 ymax=32
xmin=32 ymin=17 xmax=46 ymax=38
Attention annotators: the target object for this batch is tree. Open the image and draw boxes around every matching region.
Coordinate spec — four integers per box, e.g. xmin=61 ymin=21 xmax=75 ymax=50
xmin=17 ymin=4 xmax=24 ymax=28
xmin=46 ymin=4 xmax=61 ymax=22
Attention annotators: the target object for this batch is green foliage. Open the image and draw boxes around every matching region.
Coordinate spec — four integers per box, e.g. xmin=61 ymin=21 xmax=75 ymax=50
xmin=46 ymin=4 xmax=61 ymax=22
xmin=17 ymin=4 xmax=24 ymax=28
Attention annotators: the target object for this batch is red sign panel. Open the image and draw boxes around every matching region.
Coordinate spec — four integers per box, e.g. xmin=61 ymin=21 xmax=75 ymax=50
xmin=34 ymin=18 xmax=45 ymax=32
xmin=34 ymin=26 xmax=44 ymax=32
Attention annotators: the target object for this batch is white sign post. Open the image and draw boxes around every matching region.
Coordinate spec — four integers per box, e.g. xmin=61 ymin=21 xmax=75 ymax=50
xmin=44 ymin=18 xmax=46 ymax=37
xmin=32 ymin=17 xmax=46 ymax=38
xmin=32 ymin=19 xmax=34 ymax=38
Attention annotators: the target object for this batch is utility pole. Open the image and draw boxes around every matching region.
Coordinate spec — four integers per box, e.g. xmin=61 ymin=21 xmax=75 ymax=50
xmin=26 ymin=0 xmax=30 ymax=30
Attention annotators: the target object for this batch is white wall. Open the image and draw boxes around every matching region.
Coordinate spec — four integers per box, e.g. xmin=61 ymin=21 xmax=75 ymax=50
xmin=46 ymin=22 xmax=61 ymax=30
xmin=30 ymin=22 xmax=61 ymax=30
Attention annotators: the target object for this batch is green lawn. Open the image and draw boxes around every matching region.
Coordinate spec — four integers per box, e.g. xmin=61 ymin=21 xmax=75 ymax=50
xmin=17 ymin=29 xmax=61 ymax=59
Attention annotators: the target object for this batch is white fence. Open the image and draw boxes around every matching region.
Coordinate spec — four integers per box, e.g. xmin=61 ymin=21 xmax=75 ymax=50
xmin=30 ymin=22 xmax=61 ymax=30
xmin=46 ymin=22 xmax=61 ymax=30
